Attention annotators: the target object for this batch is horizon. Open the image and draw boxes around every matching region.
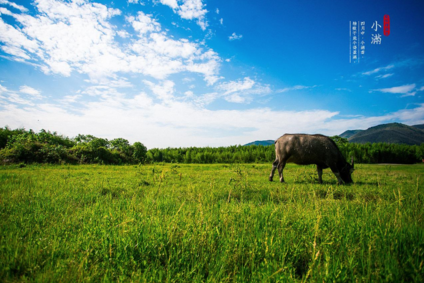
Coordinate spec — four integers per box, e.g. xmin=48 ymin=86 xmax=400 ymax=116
xmin=1 ymin=0 xmax=424 ymax=148
xmin=4 ymin=121 xmax=423 ymax=149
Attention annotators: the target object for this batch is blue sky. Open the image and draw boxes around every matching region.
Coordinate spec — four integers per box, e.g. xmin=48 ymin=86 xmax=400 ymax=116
xmin=0 ymin=0 xmax=423 ymax=148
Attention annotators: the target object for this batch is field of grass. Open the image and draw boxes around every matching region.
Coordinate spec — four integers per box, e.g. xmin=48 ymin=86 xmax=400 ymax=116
xmin=1 ymin=163 xmax=423 ymax=282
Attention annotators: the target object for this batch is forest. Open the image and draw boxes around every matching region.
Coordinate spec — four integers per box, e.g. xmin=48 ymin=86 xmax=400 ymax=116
xmin=0 ymin=127 xmax=423 ymax=165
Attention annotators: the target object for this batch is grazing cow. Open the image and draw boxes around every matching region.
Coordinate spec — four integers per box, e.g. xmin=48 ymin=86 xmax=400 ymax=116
xmin=269 ymin=134 xmax=354 ymax=184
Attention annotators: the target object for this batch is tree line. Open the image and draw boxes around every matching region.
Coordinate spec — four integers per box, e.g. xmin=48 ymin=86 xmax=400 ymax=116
xmin=1 ymin=127 xmax=423 ymax=165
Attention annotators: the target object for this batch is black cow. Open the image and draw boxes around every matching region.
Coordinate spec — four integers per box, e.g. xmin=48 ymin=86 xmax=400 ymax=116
xmin=269 ymin=134 xmax=354 ymax=184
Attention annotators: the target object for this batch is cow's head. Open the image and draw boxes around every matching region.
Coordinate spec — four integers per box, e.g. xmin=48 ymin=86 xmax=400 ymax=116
xmin=340 ymin=157 xmax=354 ymax=184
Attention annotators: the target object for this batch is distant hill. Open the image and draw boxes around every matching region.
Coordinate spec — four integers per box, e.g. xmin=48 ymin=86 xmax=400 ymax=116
xmin=245 ymin=123 xmax=424 ymax=146
xmin=339 ymin=130 xmax=363 ymax=139
xmin=413 ymin=124 xmax=424 ymax=130
xmin=347 ymin=123 xmax=424 ymax=145
xmin=244 ymin=140 xmax=274 ymax=146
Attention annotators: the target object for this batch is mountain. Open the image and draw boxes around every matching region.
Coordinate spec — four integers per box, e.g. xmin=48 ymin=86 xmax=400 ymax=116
xmin=339 ymin=130 xmax=363 ymax=139
xmin=347 ymin=123 xmax=424 ymax=145
xmin=244 ymin=123 xmax=424 ymax=146
xmin=244 ymin=140 xmax=274 ymax=146
xmin=413 ymin=124 xmax=424 ymax=130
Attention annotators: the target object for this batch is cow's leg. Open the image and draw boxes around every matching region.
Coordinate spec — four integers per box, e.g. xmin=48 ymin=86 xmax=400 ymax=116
xmin=330 ymin=166 xmax=343 ymax=185
xmin=317 ymin=165 xmax=323 ymax=184
xmin=278 ymin=159 xmax=287 ymax=183
xmin=269 ymin=158 xmax=279 ymax=181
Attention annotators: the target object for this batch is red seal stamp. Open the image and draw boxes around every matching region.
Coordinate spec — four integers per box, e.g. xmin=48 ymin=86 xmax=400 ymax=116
xmin=384 ymin=15 xmax=390 ymax=36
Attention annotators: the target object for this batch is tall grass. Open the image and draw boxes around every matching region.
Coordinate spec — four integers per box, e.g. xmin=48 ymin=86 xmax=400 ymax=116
xmin=0 ymin=163 xmax=423 ymax=282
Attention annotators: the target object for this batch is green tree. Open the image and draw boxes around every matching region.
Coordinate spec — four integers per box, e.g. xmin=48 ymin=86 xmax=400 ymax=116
xmin=132 ymin=142 xmax=147 ymax=162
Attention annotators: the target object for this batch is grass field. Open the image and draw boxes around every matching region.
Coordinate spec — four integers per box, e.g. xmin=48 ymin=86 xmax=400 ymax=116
xmin=0 ymin=163 xmax=423 ymax=282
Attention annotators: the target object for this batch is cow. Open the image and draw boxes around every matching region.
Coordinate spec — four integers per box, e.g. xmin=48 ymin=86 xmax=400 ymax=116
xmin=269 ymin=134 xmax=354 ymax=184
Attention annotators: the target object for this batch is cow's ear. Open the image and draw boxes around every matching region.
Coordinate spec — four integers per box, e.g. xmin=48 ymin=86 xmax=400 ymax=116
xmin=351 ymin=157 xmax=354 ymax=168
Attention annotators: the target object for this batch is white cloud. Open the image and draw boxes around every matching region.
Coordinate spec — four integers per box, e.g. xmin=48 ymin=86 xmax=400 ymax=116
xmin=362 ymin=64 xmax=394 ymax=76
xmin=116 ymin=30 xmax=130 ymax=38
xmin=159 ymin=0 xmax=179 ymax=9
xmin=0 ymin=83 xmax=8 ymax=93
xmin=127 ymin=11 xmax=160 ymax=35
xmin=217 ymin=77 xmax=255 ymax=95
xmin=1 ymin=92 xmax=33 ymax=105
xmin=373 ymin=84 xmax=416 ymax=94
xmin=19 ymin=85 xmax=43 ymax=99
xmin=177 ymin=0 xmax=208 ymax=30
xmin=225 ymin=94 xmax=245 ymax=103
xmin=143 ymin=80 xmax=175 ymax=103
xmin=0 ymin=17 xmax=39 ymax=60
xmin=229 ymin=32 xmax=242 ymax=41
xmin=360 ymin=58 xmax=424 ymax=78
xmin=0 ymin=0 xmax=221 ymax=84
xmin=158 ymin=0 xmax=208 ymax=30
xmin=419 ymin=86 xmax=424 ymax=91
xmin=213 ymin=77 xmax=271 ymax=104
xmin=0 ymin=0 xmax=28 ymax=12
xmin=184 ymin=90 xmax=194 ymax=98
xmin=2 ymin=88 xmax=424 ymax=148
xmin=59 ymin=94 xmax=82 ymax=103
xmin=219 ymin=18 xmax=223 ymax=25
xmin=375 ymin=73 xmax=393 ymax=79
xmin=182 ymin=77 xmax=195 ymax=83
xmin=276 ymin=85 xmax=316 ymax=93
xmin=216 ymin=8 xmax=219 ymax=14
xmin=401 ymin=92 xmax=416 ymax=98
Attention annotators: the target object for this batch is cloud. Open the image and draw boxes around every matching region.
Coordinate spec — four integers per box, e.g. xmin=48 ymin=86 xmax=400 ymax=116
xmin=362 ymin=64 xmax=394 ymax=76
xmin=59 ymin=94 xmax=82 ymax=104
xmin=2 ymin=86 xmax=424 ymax=148
xmin=335 ymin=88 xmax=351 ymax=92
xmin=276 ymin=85 xmax=316 ymax=93
xmin=360 ymin=58 xmax=424 ymax=78
xmin=401 ymin=92 xmax=416 ymax=98
xmin=143 ymin=80 xmax=175 ymax=103
xmin=0 ymin=85 xmax=34 ymax=105
xmin=158 ymin=0 xmax=208 ymax=30
xmin=127 ymin=11 xmax=160 ymax=35
xmin=19 ymin=85 xmax=43 ymax=99
xmin=158 ymin=0 xmax=179 ymax=9
xmin=219 ymin=18 xmax=223 ymax=25
xmin=116 ymin=30 xmax=129 ymax=38
xmin=0 ymin=0 xmax=27 ymax=12
xmin=372 ymin=84 xmax=416 ymax=94
xmin=1 ymin=92 xmax=34 ymax=105
xmin=229 ymin=32 xmax=242 ymax=41
xmin=217 ymin=77 xmax=255 ymax=95
xmin=177 ymin=0 xmax=208 ymax=30
xmin=0 ymin=0 xmax=221 ymax=84
xmin=0 ymin=86 xmax=337 ymax=147
xmin=0 ymin=83 xmax=8 ymax=93
xmin=213 ymin=77 xmax=271 ymax=104
xmin=375 ymin=73 xmax=394 ymax=79
xmin=184 ymin=90 xmax=194 ymax=98
xmin=216 ymin=8 xmax=219 ymax=14
xmin=192 ymin=92 xmax=219 ymax=107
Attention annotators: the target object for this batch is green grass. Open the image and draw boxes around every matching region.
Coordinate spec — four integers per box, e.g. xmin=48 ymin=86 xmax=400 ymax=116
xmin=0 ymin=163 xmax=423 ymax=282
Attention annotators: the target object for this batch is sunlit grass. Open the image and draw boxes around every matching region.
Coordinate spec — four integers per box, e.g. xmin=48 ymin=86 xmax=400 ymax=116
xmin=0 ymin=163 xmax=423 ymax=282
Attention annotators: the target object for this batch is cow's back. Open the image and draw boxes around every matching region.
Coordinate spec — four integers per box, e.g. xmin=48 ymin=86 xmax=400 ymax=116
xmin=275 ymin=134 xmax=342 ymax=166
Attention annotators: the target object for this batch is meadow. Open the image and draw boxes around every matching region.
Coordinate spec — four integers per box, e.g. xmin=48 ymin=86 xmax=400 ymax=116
xmin=0 ymin=163 xmax=423 ymax=282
